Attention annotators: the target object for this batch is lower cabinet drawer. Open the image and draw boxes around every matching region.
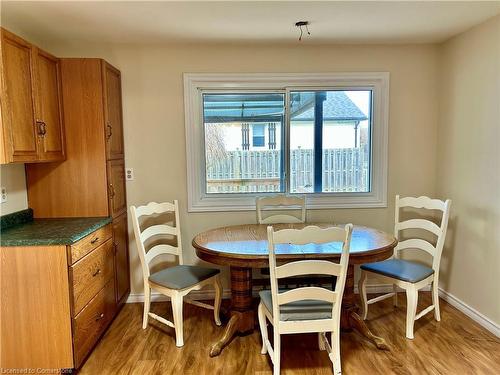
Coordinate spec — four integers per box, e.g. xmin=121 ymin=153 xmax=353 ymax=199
xmin=71 ymin=238 xmax=114 ymax=315
xmin=69 ymin=224 xmax=113 ymax=264
xmin=73 ymin=281 xmax=116 ymax=368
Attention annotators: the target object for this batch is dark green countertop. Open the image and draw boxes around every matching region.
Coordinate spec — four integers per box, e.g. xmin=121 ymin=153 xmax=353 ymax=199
xmin=0 ymin=215 xmax=112 ymax=247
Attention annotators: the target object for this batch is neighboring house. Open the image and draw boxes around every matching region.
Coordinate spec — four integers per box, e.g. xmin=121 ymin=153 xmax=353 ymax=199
xmin=203 ymin=91 xmax=369 ymax=151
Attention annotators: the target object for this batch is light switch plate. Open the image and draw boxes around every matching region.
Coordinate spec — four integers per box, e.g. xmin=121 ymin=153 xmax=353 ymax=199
xmin=125 ymin=168 xmax=134 ymax=181
xmin=1 ymin=187 xmax=7 ymax=203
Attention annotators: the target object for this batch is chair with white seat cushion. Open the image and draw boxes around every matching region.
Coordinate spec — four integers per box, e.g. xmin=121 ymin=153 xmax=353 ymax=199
xmin=130 ymin=200 xmax=222 ymax=347
xmin=256 ymin=195 xmax=306 ymax=224
xmin=258 ymin=224 xmax=353 ymax=375
xmin=359 ymin=195 xmax=451 ymax=339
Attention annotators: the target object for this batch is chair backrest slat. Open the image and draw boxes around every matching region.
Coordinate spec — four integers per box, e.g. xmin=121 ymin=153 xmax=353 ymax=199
xmin=130 ymin=200 xmax=183 ymax=281
xmin=394 ymin=195 xmax=451 ymax=272
xmin=257 ymin=195 xmax=306 ymax=224
xmin=395 ymin=239 xmax=436 ymax=257
xmin=272 ymin=225 xmax=347 ymax=245
xmin=267 ymin=224 xmax=353 ymax=324
xmin=260 ymin=214 xmax=303 ymax=224
xmin=145 ymin=244 xmax=180 ymax=264
xmin=396 ymin=219 xmax=442 ymax=237
xmin=135 ymin=201 xmax=176 ymax=217
xmin=398 ymin=196 xmax=448 ymax=212
xmin=275 ymin=260 xmax=342 ymax=279
xmin=140 ymin=224 xmax=178 ymax=242
xmin=278 ymin=287 xmax=337 ymax=305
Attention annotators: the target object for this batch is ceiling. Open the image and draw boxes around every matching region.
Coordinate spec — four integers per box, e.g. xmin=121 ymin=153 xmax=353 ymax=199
xmin=2 ymin=1 xmax=500 ymax=46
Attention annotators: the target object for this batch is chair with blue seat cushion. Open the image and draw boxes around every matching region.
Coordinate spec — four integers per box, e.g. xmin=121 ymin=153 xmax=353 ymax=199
xmin=130 ymin=200 xmax=222 ymax=347
xmin=358 ymin=195 xmax=451 ymax=339
xmin=258 ymin=224 xmax=353 ymax=375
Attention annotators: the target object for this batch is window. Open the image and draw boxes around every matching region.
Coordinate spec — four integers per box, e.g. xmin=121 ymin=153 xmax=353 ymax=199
xmin=252 ymin=124 xmax=266 ymax=147
xmin=184 ymin=73 xmax=389 ymax=211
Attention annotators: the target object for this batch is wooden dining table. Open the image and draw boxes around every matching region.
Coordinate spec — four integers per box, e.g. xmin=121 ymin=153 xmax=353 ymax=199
xmin=192 ymin=223 xmax=397 ymax=357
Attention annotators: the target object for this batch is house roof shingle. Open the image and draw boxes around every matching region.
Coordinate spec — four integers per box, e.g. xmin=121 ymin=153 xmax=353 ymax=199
xmin=292 ymin=91 xmax=368 ymax=122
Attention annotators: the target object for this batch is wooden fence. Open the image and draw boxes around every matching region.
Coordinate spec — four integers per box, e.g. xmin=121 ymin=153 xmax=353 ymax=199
xmin=206 ymin=145 xmax=369 ymax=193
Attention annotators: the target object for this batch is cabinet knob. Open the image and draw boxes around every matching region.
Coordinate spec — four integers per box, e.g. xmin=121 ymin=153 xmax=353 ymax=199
xmin=92 ymin=268 xmax=101 ymax=277
xmin=108 ymin=184 xmax=115 ymax=198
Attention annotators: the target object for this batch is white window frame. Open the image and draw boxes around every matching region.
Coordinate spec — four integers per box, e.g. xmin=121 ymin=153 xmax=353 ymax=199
xmin=184 ymin=72 xmax=389 ymax=212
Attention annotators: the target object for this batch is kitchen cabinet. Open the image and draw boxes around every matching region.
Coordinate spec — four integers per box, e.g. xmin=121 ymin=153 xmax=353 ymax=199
xmin=0 ymin=28 xmax=65 ymax=163
xmin=1 ymin=217 xmax=118 ymax=369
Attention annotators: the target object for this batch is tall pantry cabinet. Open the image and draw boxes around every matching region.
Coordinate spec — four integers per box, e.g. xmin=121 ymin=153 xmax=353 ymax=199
xmin=26 ymin=59 xmax=130 ymax=307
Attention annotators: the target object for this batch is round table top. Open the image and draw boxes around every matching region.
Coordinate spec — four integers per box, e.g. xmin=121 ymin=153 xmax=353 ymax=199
xmin=192 ymin=223 xmax=397 ymax=268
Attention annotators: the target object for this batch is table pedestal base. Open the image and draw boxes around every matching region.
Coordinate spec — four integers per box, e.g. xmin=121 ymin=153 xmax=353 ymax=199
xmin=209 ymin=310 xmax=254 ymax=357
xmin=209 ymin=265 xmax=389 ymax=357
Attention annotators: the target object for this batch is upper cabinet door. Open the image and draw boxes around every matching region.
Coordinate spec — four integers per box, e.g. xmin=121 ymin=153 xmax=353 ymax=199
xmin=107 ymin=159 xmax=127 ymax=218
xmin=34 ymin=48 xmax=65 ymax=161
xmin=1 ymin=29 xmax=38 ymax=163
xmin=103 ymin=62 xmax=124 ymax=160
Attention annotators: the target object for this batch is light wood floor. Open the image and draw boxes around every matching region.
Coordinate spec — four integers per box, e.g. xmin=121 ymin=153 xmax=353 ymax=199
xmin=79 ymin=292 xmax=499 ymax=374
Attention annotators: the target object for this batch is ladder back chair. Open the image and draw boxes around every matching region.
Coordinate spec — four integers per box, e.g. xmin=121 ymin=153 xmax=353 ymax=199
xmin=258 ymin=224 xmax=353 ymax=375
xmin=256 ymin=195 xmax=306 ymax=224
xmin=359 ymin=195 xmax=451 ymax=339
xmin=130 ymin=200 xmax=222 ymax=347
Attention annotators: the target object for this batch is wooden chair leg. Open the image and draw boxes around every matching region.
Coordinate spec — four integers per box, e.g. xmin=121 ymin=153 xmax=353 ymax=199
xmin=213 ymin=276 xmax=222 ymax=326
xmin=142 ymin=284 xmax=151 ymax=329
xmin=358 ymin=271 xmax=368 ymax=320
xmin=405 ymin=286 xmax=418 ymax=339
xmin=432 ymin=280 xmax=441 ymax=321
xmin=257 ymin=302 xmax=268 ymax=355
xmin=171 ymin=293 xmax=184 ymax=347
xmin=273 ymin=331 xmax=281 ymax=375
xmin=331 ymin=330 xmax=341 ymax=375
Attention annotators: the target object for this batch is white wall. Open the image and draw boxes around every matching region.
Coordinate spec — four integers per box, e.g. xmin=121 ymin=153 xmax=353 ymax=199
xmin=0 ymin=164 xmax=28 ymax=215
xmin=437 ymin=15 xmax=500 ymax=325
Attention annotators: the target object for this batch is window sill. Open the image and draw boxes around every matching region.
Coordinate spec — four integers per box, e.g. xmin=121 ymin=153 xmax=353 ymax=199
xmin=188 ymin=193 xmax=387 ymax=212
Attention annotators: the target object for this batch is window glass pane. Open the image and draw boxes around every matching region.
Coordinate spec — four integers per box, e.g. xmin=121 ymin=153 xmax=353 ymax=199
xmin=290 ymin=92 xmax=316 ymax=193
xmin=252 ymin=124 xmax=265 ymax=147
xmin=203 ymin=93 xmax=285 ymax=194
xmin=290 ymin=90 xmax=372 ymax=193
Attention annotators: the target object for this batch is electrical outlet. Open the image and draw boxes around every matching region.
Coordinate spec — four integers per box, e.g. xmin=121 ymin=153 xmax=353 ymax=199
xmin=125 ymin=168 xmax=134 ymax=181
xmin=1 ymin=187 xmax=7 ymax=203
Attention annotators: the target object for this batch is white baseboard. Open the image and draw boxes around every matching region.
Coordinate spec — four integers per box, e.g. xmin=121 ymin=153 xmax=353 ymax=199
xmin=128 ymin=284 xmax=499 ymax=338
xmin=438 ymin=288 xmax=500 ymax=338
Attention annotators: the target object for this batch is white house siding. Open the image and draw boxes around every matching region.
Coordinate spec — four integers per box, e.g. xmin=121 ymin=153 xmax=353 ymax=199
xmin=209 ymin=121 xmax=369 ymax=151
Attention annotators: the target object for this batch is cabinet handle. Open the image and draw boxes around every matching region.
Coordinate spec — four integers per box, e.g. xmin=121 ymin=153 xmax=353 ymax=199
xmin=106 ymin=123 xmax=113 ymax=139
xmin=95 ymin=313 xmax=105 ymax=322
xmin=108 ymin=184 xmax=115 ymax=198
xmin=92 ymin=268 xmax=101 ymax=277
xmin=36 ymin=120 xmax=47 ymax=136
xmin=90 ymin=237 xmax=99 ymax=244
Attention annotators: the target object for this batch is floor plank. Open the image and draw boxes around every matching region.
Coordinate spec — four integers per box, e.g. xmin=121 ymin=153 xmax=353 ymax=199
xmin=79 ymin=293 xmax=500 ymax=374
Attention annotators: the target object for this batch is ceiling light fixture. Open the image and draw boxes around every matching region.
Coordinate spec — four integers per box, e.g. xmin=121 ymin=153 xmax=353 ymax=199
xmin=295 ymin=21 xmax=311 ymax=41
